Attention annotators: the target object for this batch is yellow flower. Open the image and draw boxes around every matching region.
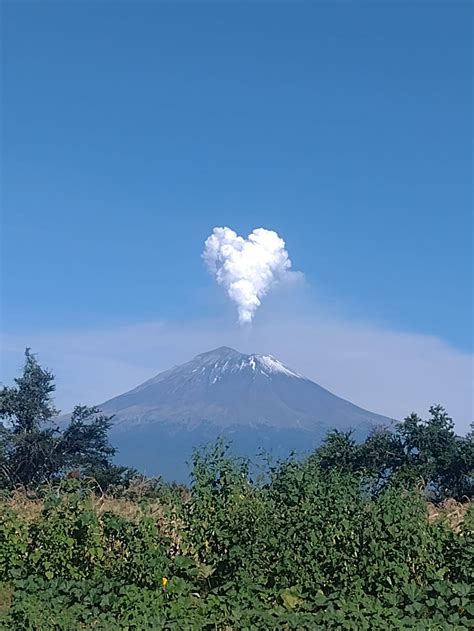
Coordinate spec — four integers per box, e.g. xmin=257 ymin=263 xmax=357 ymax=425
xmin=162 ymin=576 xmax=168 ymax=590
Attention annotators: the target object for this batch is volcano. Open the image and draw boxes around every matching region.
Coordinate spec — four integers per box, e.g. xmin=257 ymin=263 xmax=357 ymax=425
xmin=98 ymin=347 xmax=391 ymax=479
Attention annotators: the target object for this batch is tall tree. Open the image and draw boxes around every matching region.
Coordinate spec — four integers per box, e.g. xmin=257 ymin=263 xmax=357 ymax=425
xmin=0 ymin=348 xmax=57 ymax=434
xmin=0 ymin=349 xmax=124 ymax=489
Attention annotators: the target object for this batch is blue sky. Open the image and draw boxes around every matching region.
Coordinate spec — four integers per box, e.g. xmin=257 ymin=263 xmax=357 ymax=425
xmin=1 ymin=3 xmax=472 ymax=427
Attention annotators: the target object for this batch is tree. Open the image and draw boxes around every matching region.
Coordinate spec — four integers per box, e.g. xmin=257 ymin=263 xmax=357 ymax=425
xmin=0 ymin=349 xmax=123 ymax=490
xmin=0 ymin=424 xmax=11 ymax=489
xmin=311 ymin=430 xmax=359 ymax=471
xmin=0 ymin=347 xmax=58 ymax=434
xmin=58 ymin=405 xmax=136 ymax=492
xmin=311 ymin=407 xmax=473 ymax=501
xmin=394 ymin=405 xmax=473 ymax=500
xmin=357 ymin=428 xmax=405 ymax=494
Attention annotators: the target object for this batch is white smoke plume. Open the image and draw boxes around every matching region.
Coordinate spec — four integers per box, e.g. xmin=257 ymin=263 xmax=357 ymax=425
xmin=203 ymin=226 xmax=300 ymax=324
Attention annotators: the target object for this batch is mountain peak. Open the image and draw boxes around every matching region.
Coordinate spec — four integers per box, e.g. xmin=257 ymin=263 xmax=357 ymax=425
xmin=191 ymin=347 xmax=302 ymax=380
xmin=195 ymin=346 xmax=243 ymax=359
xmin=100 ymin=346 xmax=391 ymax=434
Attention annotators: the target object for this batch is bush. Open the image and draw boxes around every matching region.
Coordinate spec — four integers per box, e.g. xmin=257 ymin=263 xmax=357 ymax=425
xmin=0 ymin=443 xmax=472 ymax=629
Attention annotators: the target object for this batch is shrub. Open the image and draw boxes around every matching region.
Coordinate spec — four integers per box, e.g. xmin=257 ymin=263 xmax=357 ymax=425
xmin=0 ymin=442 xmax=472 ymax=629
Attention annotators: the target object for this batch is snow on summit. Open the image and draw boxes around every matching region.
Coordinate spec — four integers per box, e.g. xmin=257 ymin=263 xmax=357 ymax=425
xmin=194 ymin=347 xmax=304 ymax=382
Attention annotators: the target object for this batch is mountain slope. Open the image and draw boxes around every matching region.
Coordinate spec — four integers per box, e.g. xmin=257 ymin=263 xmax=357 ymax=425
xmin=100 ymin=346 xmax=391 ymax=434
xmin=98 ymin=347 xmax=392 ymax=478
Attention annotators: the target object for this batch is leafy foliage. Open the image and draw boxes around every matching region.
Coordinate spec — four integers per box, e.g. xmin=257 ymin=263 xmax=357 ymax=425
xmin=0 ymin=350 xmax=124 ymax=490
xmin=0 ymin=447 xmax=472 ymax=629
xmin=312 ymin=405 xmax=473 ymax=501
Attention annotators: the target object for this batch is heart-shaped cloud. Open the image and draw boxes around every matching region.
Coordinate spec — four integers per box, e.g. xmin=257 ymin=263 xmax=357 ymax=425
xmin=203 ymin=226 xmax=300 ymax=324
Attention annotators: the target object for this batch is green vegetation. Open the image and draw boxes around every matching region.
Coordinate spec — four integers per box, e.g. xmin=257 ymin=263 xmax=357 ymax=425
xmin=0 ymin=446 xmax=472 ymax=630
xmin=0 ymin=349 xmax=134 ymax=491
xmin=0 ymin=350 xmax=472 ymax=629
